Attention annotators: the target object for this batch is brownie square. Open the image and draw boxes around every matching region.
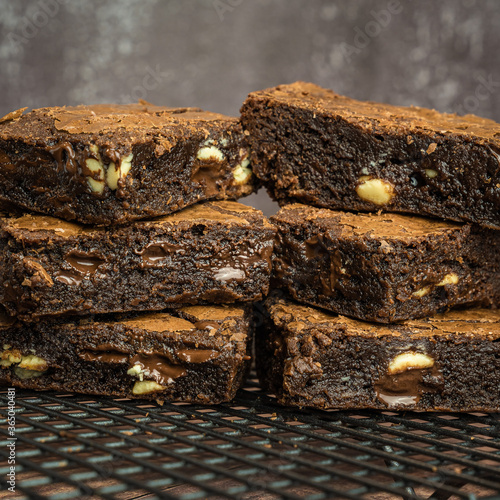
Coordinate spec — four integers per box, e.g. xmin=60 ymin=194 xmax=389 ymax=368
xmin=256 ymin=294 xmax=500 ymax=412
xmin=241 ymin=81 xmax=500 ymax=228
xmin=0 ymin=201 xmax=275 ymax=321
xmin=0 ymin=104 xmax=257 ymax=225
xmin=271 ymin=204 xmax=500 ymax=323
xmin=0 ymin=304 xmax=252 ymax=403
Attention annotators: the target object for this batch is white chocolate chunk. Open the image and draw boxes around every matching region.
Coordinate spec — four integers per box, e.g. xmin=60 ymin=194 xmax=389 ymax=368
xmin=127 ymin=364 xmax=144 ymax=381
xmin=196 ymin=146 xmax=224 ymax=162
xmin=13 ymin=367 xmax=46 ymax=380
xmin=388 ymin=352 xmax=434 ymax=375
xmin=0 ymin=348 xmax=48 ymax=377
xmin=85 ymin=158 xmax=105 ymax=194
xmin=120 ymin=153 xmax=133 ymax=179
xmin=356 ymin=177 xmax=394 ymax=205
xmin=437 ymin=273 xmax=459 ymax=286
xmin=0 ymin=348 xmax=22 ymax=367
xmin=413 ymin=286 xmax=431 ymax=298
xmin=233 ymin=158 xmax=252 ymax=184
xmin=106 ymin=153 xmax=133 ymax=190
xmin=132 ymin=380 xmax=165 ymax=395
xmin=18 ymin=354 xmax=48 ymax=372
xmin=214 ymin=266 xmax=246 ymax=281
xmin=105 ymin=162 xmax=119 ymax=190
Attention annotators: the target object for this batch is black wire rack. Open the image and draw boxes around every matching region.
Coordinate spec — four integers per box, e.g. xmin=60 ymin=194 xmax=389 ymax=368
xmin=1 ymin=375 xmax=499 ymax=500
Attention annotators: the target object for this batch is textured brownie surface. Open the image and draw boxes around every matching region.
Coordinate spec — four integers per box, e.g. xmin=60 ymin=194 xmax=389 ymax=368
xmin=271 ymin=204 xmax=500 ymax=323
xmin=0 ymin=103 xmax=256 ymax=225
xmin=256 ymin=295 xmax=500 ymax=412
xmin=0 ymin=304 xmax=251 ymax=403
xmin=241 ymin=81 xmax=500 ymax=228
xmin=0 ymin=201 xmax=275 ymax=321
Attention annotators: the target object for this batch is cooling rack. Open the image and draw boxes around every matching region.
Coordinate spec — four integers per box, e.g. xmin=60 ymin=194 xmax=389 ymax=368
xmin=1 ymin=376 xmax=499 ymax=500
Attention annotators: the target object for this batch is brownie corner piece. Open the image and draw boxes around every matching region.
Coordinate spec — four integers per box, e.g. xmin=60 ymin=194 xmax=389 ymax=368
xmin=241 ymin=81 xmax=500 ymax=227
xmin=270 ymin=203 xmax=500 ymax=323
xmin=0 ymin=103 xmax=257 ymax=225
xmin=256 ymin=294 xmax=500 ymax=412
xmin=0 ymin=304 xmax=252 ymax=404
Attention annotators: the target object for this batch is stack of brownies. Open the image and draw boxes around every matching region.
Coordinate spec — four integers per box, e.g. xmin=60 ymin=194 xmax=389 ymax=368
xmin=1 ymin=82 xmax=500 ymax=412
xmin=0 ymin=103 xmax=276 ymax=404
xmin=241 ymin=82 xmax=500 ymax=412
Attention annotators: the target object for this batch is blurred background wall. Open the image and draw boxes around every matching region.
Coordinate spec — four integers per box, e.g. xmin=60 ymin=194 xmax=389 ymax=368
xmin=0 ymin=0 xmax=498 ymax=213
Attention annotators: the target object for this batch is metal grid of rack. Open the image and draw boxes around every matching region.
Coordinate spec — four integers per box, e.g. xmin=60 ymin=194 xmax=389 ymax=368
xmin=1 ymin=376 xmax=499 ymax=500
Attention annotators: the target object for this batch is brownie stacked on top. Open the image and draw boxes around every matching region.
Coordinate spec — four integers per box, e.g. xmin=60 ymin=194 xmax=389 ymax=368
xmin=241 ymin=82 xmax=500 ymax=412
xmin=0 ymin=103 xmax=276 ymax=404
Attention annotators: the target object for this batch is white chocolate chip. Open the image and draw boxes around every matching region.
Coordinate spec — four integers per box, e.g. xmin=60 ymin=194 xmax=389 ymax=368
xmin=214 ymin=266 xmax=246 ymax=281
xmin=356 ymin=177 xmax=394 ymax=205
xmin=0 ymin=348 xmax=22 ymax=367
xmin=132 ymin=380 xmax=165 ymax=395
xmin=412 ymin=286 xmax=431 ymax=298
xmin=13 ymin=367 xmax=46 ymax=380
xmin=413 ymin=273 xmax=458 ymax=298
xmin=425 ymin=169 xmax=438 ymax=178
xmin=388 ymin=352 xmax=434 ymax=375
xmin=437 ymin=273 xmax=459 ymax=286
xmin=127 ymin=364 xmax=144 ymax=381
xmin=106 ymin=153 xmax=134 ymax=190
xmin=120 ymin=153 xmax=133 ymax=178
xmin=0 ymin=349 xmax=48 ymax=377
xmin=89 ymin=144 xmax=99 ymax=155
xmin=196 ymin=146 xmax=224 ymax=162
xmin=18 ymin=354 xmax=48 ymax=372
xmin=233 ymin=158 xmax=252 ymax=184
xmin=85 ymin=158 xmax=105 ymax=194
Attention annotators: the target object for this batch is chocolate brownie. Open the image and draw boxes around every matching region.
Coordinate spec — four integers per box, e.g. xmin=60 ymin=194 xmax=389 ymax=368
xmin=0 ymin=103 xmax=256 ymax=225
xmin=241 ymin=82 xmax=500 ymax=228
xmin=256 ymin=294 xmax=500 ymax=412
xmin=0 ymin=201 xmax=275 ymax=321
xmin=271 ymin=204 xmax=500 ymax=323
xmin=0 ymin=304 xmax=251 ymax=403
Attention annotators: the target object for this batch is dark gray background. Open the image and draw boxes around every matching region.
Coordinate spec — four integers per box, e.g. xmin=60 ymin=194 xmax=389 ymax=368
xmin=1 ymin=0 xmax=498 ymax=213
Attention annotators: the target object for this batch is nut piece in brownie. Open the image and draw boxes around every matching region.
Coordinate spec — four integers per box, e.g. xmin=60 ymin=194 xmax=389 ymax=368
xmin=256 ymin=294 xmax=500 ymax=412
xmin=0 ymin=304 xmax=251 ymax=403
xmin=0 ymin=103 xmax=256 ymax=225
xmin=0 ymin=201 xmax=275 ymax=321
xmin=241 ymin=81 xmax=500 ymax=228
xmin=271 ymin=204 xmax=500 ymax=323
